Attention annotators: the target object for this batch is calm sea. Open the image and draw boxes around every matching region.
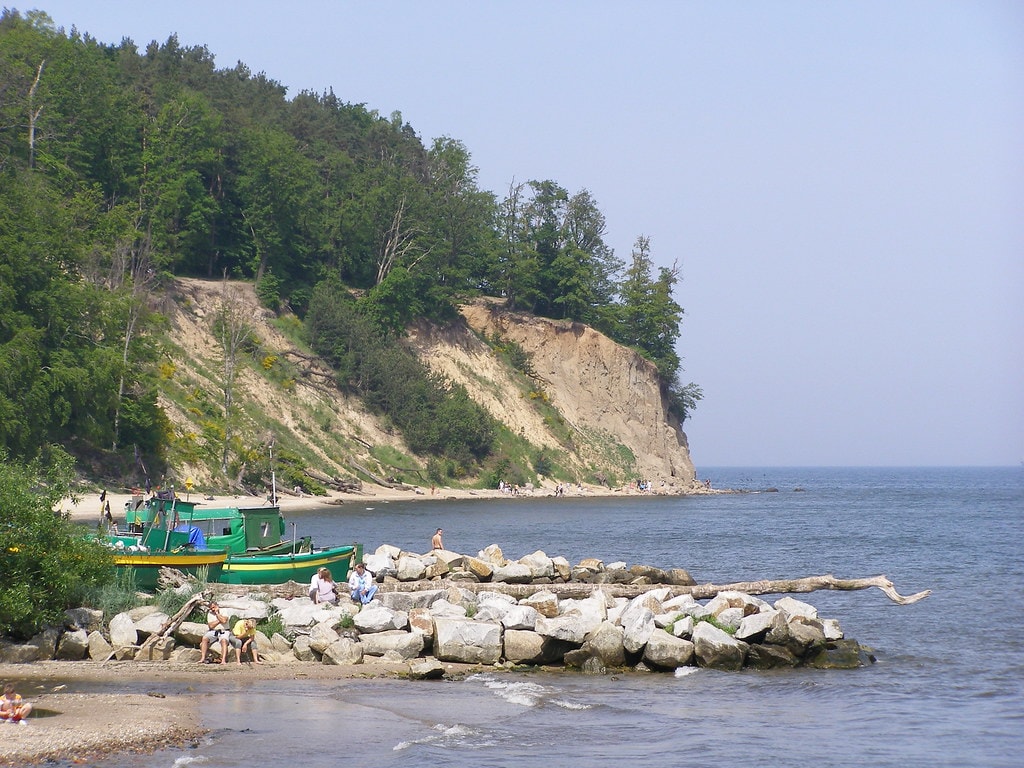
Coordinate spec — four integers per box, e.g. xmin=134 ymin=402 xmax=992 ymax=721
xmin=90 ymin=467 xmax=1024 ymax=767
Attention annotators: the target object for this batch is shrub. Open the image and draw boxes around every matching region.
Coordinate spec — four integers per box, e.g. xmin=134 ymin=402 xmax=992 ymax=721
xmin=0 ymin=448 xmax=114 ymax=639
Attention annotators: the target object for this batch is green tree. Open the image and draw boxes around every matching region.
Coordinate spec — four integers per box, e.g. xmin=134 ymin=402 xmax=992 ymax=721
xmin=0 ymin=447 xmax=113 ymax=639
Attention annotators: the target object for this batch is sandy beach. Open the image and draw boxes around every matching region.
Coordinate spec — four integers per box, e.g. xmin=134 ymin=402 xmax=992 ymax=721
xmin=60 ymin=478 xmax=706 ymax=525
xmin=0 ymin=657 xmax=459 ymax=765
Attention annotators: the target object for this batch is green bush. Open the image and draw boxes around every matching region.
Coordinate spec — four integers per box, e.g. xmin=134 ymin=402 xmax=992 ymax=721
xmin=0 ymin=448 xmax=115 ymax=639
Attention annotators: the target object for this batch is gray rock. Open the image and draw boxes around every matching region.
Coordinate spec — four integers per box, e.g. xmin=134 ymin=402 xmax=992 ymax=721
xmin=428 ymin=599 xmax=468 ymax=618
xmin=433 ymin=617 xmax=502 ymax=664
xmin=519 ymin=550 xmax=554 ymax=579
xmin=359 ymin=629 xmax=424 ymax=659
xmin=408 ymin=658 xmax=446 ymax=679
xmin=109 ymin=612 xmax=138 ymax=649
xmin=478 ymin=544 xmax=507 ymax=565
xmin=174 ymin=621 xmax=207 ymax=647
xmin=735 ymin=609 xmax=783 ymax=643
xmin=396 ymin=555 xmax=427 ymax=581
xmin=0 ymin=640 xmax=40 ymax=664
xmin=501 ymin=604 xmax=540 ymax=631
xmin=309 ymin=621 xmax=341 ymax=653
xmin=774 ymin=596 xmax=818 ymax=620
xmin=134 ymin=612 xmax=171 ymax=639
xmin=464 ymin=556 xmax=493 ymax=580
xmin=126 ymin=605 xmax=162 ymax=622
xmin=580 ymin=621 xmax=626 ymax=667
xmin=692 ymin=621 xmax=749 ymax=670
xmin=271 ymin=632 xmax=293 ymax=653
xmin=292 ymin=634 xmax=316 ymax=662
xmin=621 ymin=607 xmax=655 ymax=654
xmin=643 ymin=631 xmax=695 ymax=669
xmin=381 ymin=589 xmax=445 ymax=613
xmin=65 ymin=607 xmax=104 ymax=632
xmin=322 ymin=637 xmax=363 ymax=665
xmin=88 ymin=630 xmax=113 ymax=660
xmin=354 ymin=605 xmax=407 ymax=633
xmin=491 ymin=562 xmax=533 ymax=584
xmin=56 ymin=628 xmax=89 ymax=660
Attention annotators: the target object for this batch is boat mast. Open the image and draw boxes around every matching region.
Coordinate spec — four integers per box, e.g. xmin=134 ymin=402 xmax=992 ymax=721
xmin=270 ymin=440 xmax=278 ymax=506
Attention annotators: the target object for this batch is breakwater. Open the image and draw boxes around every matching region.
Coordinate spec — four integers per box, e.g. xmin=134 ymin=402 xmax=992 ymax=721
xmin=0 ymin=542 xmax=881 ymax=673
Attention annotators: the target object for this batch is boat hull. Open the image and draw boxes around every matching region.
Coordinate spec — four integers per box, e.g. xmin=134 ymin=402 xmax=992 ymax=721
xmin=217 ymin=545 xmax=358 ymax=585
xmin=113 ymin=551 xmax=227 ymax=589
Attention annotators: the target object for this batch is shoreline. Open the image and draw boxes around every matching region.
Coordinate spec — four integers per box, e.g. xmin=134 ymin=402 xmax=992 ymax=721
xmin=0 ymin=658 xmax=479 ymax=765
xmin=60 ymin=480 xmax=719 ymax=524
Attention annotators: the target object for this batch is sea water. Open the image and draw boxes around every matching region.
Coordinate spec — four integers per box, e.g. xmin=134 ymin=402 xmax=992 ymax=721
xmin=88 ymin=467 xmax=1024 ymax=767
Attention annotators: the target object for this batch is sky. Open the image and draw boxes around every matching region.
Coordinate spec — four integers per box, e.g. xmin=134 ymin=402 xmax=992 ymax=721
xmin=27 ymin=1 xmax=1024 ymax=467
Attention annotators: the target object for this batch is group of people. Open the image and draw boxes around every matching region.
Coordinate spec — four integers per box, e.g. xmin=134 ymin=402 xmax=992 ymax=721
xmin=1 ymin=683 xmax=32 ymax=724
xmin=308 ymin=528 xmax=445 ymax=607
xmin=197 ymin=602 xmax=263 ymax=664
xmin=309 ymin=562 xmax=377 ymax=606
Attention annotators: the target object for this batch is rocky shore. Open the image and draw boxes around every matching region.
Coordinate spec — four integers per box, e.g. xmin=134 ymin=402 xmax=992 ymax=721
xmin=1 ymin=541 xmax=874 ymax=764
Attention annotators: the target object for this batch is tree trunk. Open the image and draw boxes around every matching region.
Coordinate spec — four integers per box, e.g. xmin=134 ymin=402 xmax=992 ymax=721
xmin=378 ymin=574 xmax=931 ymax=605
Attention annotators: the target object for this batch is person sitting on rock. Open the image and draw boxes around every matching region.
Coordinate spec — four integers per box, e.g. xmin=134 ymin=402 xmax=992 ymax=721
xmin=348 ymin=562 xmax=377 ymax=604
xmin=309 ymin=567 xmax=339 ymax=605
xmin=231 ymin=618 xmax=263 ymax=665
xmin=198 ymin=601 xmax=231 ymax=664
xmin=1 ymin=683 xmax=32 ymax=724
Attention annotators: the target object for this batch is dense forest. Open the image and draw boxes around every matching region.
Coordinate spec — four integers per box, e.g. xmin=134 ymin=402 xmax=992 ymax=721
xmin=0 ymin=10 xmax=700 ymax=484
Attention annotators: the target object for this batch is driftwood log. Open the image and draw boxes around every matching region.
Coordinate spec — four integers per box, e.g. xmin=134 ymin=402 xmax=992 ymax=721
xmin=375 ymin=574 xmax=930 ymax=605
xmin=191 ymin=572 xmax=928 ymax=605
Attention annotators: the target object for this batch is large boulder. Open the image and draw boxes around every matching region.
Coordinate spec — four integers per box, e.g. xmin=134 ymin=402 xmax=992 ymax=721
xmin=396 ymin=555 xmax=427 ymax=582
xmin=354 ymin=605 xmax=407 ymax=633
xmin=775 ymin=596 xmax=818 ymax=620
xmin=408 ymin=658 xmax=446 ymax=679
xmin=805 ymin=639 xmax=875 ymax=669
xmin=502 ymin=629 xmax=570 ymax=664
xmin=520 ymin=590 xmax=559 ymax=618
xmin=735 ymin=609 xmax=784 ymax=644
xmin=519 ymin=551 xmax=554 ymax=580
xmin=322 ymin=637 xmax=363 ymax=665
xmin=359 ymin=629 xmax=424 ymax=660
xmin=621 ymin=606 xmax=655 ymax=654
xmin=745 ymin=643 xmax=800 ymax=669
xmin=65 ymin=607 xmax=104 ymax=633
xmin=692 ymin=621 xmax=749 ymax=670
xmin=478 ymin=544 xmax=507 ymax=566
xmin=433 ymin=617 xmax=502 ymax=664
xmin=88 ymin=630 xmax=113 ymax=661
xmin=56 ymin=628 xmax=89 ymax=660
xmin=500 ymin=604 xmax=540 ymax=631
xmin=381 ymin=589 xmax=445 ymax=613
xmin=580 ymin=621 xmax=626 ymax=667
xmin=491 ymin=562 xmax=533 ymax=584
xmin=109 ymin=612 xmax=138 ymax=649
xmin=643 ymin=631 xmax=695 ymax=670
xmin=134 ymin=612 xmax=171 ymax=640
xmin=309 ymin=621 xmax=341 ymax=653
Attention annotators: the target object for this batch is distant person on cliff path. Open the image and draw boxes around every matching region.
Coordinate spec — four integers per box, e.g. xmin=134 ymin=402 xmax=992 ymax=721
xmin=432 ymin=528 xmax=444 ymax=550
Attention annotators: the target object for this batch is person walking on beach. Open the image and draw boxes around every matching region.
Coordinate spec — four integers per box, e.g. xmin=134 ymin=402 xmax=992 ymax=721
xmin=431 ymin=528 xmax=444 ymax=551
xmin=1 ymin=683 xmax=32 ymax=724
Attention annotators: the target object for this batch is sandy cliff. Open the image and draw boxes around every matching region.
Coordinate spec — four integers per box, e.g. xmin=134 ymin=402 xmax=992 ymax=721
xmin=155 ymin=279 xmax=697 ymax=492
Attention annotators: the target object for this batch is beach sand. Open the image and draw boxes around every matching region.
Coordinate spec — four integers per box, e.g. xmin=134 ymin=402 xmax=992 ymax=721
xmin=0 ymin=658 xmax=454 ymax=765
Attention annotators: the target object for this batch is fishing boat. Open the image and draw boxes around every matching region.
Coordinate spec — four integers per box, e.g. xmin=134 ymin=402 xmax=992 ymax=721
xmin=111 ymin=547 xmax=227 ymax=590
xmin=120 ymin=492 xmax=360 ymax=586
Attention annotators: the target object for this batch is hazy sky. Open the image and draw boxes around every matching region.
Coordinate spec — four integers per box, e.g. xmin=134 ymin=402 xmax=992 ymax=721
xmin=32 ymin=1 xmax=1023 ymax=466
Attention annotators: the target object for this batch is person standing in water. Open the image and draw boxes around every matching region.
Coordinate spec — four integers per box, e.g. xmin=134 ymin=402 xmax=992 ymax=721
xmin=431 ymin=528 xmax=444 ymax=550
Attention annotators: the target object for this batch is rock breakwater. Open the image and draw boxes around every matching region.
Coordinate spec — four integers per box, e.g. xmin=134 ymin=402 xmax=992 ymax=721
xmin=0 ymin=544 xmax=876 ymax=674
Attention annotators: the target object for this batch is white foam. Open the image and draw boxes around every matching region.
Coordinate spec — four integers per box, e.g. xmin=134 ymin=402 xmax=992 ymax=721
xmin=674 ymin=666 xmax=700 ymax=678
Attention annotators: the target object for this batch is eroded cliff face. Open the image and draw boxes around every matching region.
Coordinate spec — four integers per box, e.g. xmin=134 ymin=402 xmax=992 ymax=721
xmin=409 ymin=299 xmax=697 ymax=489
xmin=159 ymin=280 xmax=697 ymax=491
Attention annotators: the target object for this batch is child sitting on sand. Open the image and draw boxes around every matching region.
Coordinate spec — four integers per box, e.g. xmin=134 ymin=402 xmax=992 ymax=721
xmin=1 ymin=683 xmax=33 ymax=724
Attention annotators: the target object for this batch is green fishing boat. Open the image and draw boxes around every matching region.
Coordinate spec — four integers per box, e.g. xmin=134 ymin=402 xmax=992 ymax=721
xmin=120 ymin=493 xmax=360 ymax=585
